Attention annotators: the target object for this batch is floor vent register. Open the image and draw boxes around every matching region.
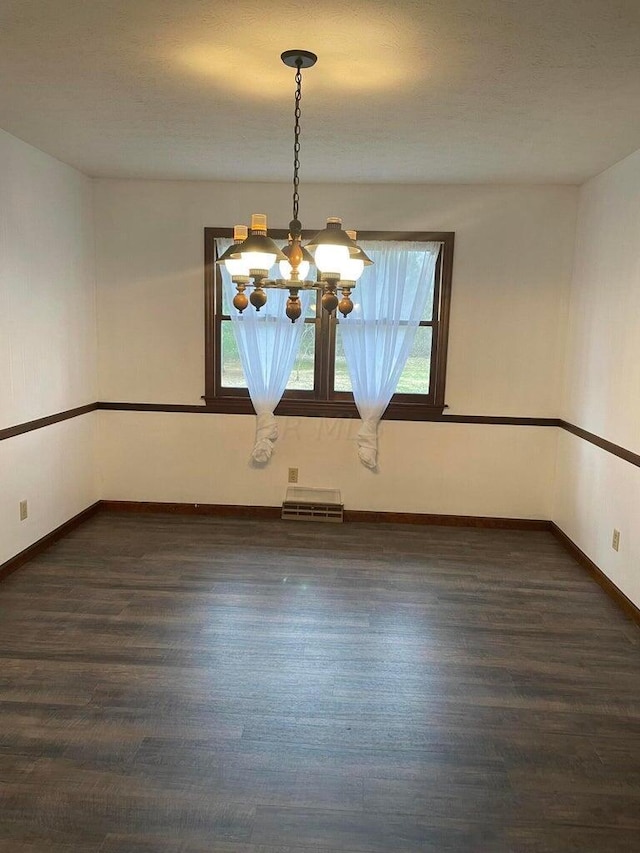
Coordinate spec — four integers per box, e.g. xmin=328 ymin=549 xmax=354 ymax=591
xmin=281 ymin=487 xmax=343 ymax=523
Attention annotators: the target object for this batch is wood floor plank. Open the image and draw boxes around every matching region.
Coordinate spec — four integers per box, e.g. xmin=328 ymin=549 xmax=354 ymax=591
xmin=1 ymin=511 xmax=639 ymax=852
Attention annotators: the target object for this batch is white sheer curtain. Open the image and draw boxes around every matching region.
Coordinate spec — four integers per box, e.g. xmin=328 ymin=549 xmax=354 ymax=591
xmin=338 ymin=241 xmax=440 ymax=469
xmin=217 ymin=238 xmax=311 ymax=464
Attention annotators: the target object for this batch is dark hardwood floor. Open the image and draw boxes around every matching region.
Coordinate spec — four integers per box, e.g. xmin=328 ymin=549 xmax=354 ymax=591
xmin=1 ymin=511 xmax=639 ymax=852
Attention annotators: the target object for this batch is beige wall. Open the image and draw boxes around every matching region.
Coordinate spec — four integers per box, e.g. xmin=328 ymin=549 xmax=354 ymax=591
xmin=553 ymin=148 xmax=640 ymax=606
xmin=99 ymin=412 xmax=557 ymax=518
xmin=94 ymin=180 xmax=577 ymax=517
xmin=0 ymin=130 xmax=97 ymax=563
xmin=95 ymin=180 xmax=577 ymax=414
xmin=0 ymin=416 xmax=96 ymax=563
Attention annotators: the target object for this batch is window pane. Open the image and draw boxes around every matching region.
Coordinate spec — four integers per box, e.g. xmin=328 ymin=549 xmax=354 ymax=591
xmin=352 ymin=244 xmax=437 ymax=322
xmin=286 ymin=322 xmax=316 ymax=390
xmin=222 ymin=278 xmax=232 ymax=316
xmin=334 ymin=326 xmax=352 ymax=392
xmin=396 ymin=326 xmax=432 ymax=394
xmin=305 ymin=290 xmax=318 ymax=319
xmin=418 ymin=253 xmax=436 ymax=321
xmin=335 ymin=325 xmax=432 ymax=395
xmin=221 ymin=321 xmax=246 ymax=387
xmin=386 ymin=247 xmax=435 ymax=321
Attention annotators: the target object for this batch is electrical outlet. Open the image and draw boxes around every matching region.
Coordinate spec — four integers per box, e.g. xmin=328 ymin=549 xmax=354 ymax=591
xmin=19 ymin=500 xmax=28 ymax=521
xmin=288 ymin=467 xmax=299 ymax=484
xmin=612 ymin=529 xmax=620 ymax=552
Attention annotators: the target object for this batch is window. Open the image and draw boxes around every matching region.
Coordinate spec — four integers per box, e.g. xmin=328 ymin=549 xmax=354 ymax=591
xmin=204 ymin=229 xmax=454 ymax=420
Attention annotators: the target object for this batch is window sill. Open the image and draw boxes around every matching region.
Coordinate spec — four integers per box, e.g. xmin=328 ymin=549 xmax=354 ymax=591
xmin=201 ymin=396 xmax=446 ymax=421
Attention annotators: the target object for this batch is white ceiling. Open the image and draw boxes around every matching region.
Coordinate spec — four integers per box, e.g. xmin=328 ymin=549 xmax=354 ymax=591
xmin=1 ymin=0 xmax=640 ymax=184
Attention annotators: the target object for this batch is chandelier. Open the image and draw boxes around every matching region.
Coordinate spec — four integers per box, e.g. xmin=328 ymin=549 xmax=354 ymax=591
xmin=217 ymin=50 xmax=372 ymax=322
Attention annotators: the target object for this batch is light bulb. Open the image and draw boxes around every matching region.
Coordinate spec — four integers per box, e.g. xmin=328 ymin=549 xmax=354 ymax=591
xmin=279 ymin=258 xmax=310 ymax=280
xmin=216 ymin=224 xmax=250 ymax=277
xmin=243 ymin=251 xmax=277 ymax=273
xmin=340 ymin=256 xmax=365 ymax=281
xmin=314 ymin=244 xmax=350 ymax=275
xmin=341 ymin=230 xmax=366 ymax=281
xmin=225 ymin=257 xmax=250 ymax=277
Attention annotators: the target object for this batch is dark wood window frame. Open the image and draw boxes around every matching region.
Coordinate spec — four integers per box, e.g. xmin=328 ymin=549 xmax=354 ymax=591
xmin=204 ymin=228 xmax=454 ymax=420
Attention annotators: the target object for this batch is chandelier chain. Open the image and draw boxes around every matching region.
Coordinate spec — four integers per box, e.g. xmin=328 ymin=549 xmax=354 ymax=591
xmin=292 ymin=61 xmax=303 ymax=226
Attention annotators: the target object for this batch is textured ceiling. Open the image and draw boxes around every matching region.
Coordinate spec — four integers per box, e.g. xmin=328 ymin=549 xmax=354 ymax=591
xmin=1 ymin=0 xmax=640 ymax=183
